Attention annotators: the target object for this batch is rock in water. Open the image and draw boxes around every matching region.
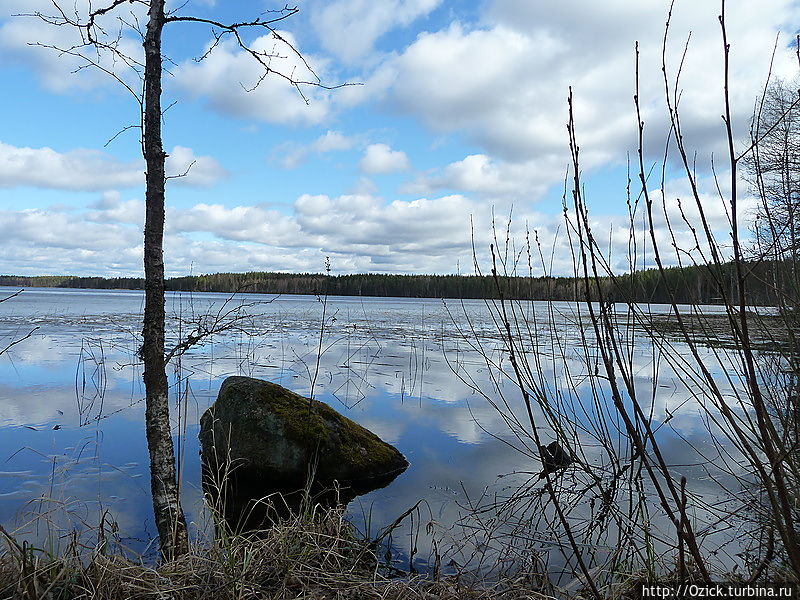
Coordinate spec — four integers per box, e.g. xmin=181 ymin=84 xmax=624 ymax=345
xmin=199 ymin=376 xmax=408 ymax=522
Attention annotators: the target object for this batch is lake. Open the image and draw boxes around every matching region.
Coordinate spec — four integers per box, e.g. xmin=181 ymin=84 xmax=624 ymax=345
xmin=0 ymin=286 xmax=763 ymax=579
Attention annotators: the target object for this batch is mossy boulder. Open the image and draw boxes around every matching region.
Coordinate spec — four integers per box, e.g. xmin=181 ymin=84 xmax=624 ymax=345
xmin=199 ymin=376 xmax=408 ymax=502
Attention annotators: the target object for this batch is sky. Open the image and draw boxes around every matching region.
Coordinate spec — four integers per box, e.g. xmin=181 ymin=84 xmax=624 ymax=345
xmin=0 ymin=0 xmax=797 ymax=277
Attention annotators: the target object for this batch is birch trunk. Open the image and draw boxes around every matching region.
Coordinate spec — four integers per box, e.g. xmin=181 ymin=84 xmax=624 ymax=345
xmin=141 ymin=0 xmax=189 ymax=560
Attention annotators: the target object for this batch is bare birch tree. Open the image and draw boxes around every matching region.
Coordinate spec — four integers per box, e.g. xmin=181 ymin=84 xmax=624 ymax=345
xmin=746 ymin=79 xmax=800 ymax=263
xmin=27 ymin=0 xmax=334 ymax=560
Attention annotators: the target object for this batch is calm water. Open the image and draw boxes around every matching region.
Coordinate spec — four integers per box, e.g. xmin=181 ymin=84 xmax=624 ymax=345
xmin=0 ymin=287 xmax=757 ymax=575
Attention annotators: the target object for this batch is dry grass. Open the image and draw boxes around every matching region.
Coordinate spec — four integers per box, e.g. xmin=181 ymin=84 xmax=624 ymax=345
xmin=0 ymin=502 xmax=557 ymax=600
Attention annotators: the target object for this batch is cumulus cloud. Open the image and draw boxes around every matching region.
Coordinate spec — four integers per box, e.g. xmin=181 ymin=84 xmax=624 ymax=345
xmin=368 ymin=22 xmax=571 ymax=163
xmin=294 ymin=193 xmax=470 ymax=246
xmin=0 ymin=166 xmax=760 ymax=279
xmin=166 ymin=145 xmax=227 ymax=186
xmin=0 ymin=0 xmax=146 ymax=93
xmin=87 ymin=192 xmax=144 ymax=225
xmin=0 ymin=1 xmax=786 ymax=279
xmin=0 ymin=206 xmax=140 ymax=253
xmin=173 ymin=32 xmax=333 ymax=126
xmin=402 ymin=153 xmax=555 ymax=200
xmin=0 ymin=191 xmax=485 ymax=276
xmin=0 ymin=141 xmax=224 ymax=191
xmin=0 ymin=142 xmax=143 ymax=191
xmin=167 ymin=203 xmax=311 ymax=248
xmin=359 ymin=143 xmax=410 ymax=174
xmin=371 ymin=0 xmax=799 ymax=173
xmin=310 ymin=0 xmax=442 ymax=63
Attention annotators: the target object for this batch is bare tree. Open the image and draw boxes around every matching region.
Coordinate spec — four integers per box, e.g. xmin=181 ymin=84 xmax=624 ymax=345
xmin=742 ymin=77 xmax=800 ymax=336
xmin=746 ymin=79 xmax=800 ymax=264
xmin=26 ymin=0 xmax=336 ymax=560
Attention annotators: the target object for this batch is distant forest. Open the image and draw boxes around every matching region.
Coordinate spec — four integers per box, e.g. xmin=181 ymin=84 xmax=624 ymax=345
xmin=0 ymin=261 xmax=792 ymax=305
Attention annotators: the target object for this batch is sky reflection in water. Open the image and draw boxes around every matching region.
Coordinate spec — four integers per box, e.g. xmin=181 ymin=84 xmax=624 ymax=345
xmin=0 ymin=287 xmax=754 ymax=574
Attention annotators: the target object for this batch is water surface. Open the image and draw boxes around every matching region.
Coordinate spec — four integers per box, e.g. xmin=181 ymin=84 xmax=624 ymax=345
xmin=0 ymin=287 xmax=761 ymax=576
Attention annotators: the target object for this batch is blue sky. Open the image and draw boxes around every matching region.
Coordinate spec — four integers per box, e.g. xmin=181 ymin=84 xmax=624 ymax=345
xmin=0 ymin=0 xmax=797 ymax=277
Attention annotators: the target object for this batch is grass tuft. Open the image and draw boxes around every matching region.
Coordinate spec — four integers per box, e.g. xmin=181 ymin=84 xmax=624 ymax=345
xmin=0 ymin=502 xmax=557 ymax=600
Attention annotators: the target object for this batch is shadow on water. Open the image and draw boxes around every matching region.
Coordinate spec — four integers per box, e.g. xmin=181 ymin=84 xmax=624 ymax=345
xmin=201 ymin=454 xmax=408 ymax=532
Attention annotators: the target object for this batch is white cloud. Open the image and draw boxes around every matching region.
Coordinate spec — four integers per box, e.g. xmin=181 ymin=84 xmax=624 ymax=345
xmin=0 ymin=0 xmax=146 ymax=93
xmin=167 ymin=203 xmax=311 ymax=248
xmin=402 ymin=153 xmax=555 ymax=200
xmin=311 ymin=0 xmax=442 ymax=63
xmin=0 ymin=190 xmax=490 ymax=275
xmin=166 ymin=146 xmax=227 ymax=187
xmin=0 ymin=168 xmax=760 ymax=278
xmin=0 ymin=1 xmax=788 ymax=279
xmin=0 ymin=142 xmax=142 ymax=191
xmin=372 ymin=0 xmax=799 ymax=170
xmin=0 ymin=141 xmax=225 ymax=191
xmin=87 ymin=192 xmax=144 ymax=225
xmin=0 ymin=207 xmax=140 ymax=251
xmin=173 ymin=33 xmax=333 ymax=126
xmin=375 ymin=23 xmax=566 ymax=161
xmin=359 ymin=143 xmax=410 ymax=174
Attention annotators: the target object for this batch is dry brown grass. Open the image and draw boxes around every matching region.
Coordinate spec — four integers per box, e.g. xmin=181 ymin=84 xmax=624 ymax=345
xmin=0 ymin=502 xmax=557 ymax=600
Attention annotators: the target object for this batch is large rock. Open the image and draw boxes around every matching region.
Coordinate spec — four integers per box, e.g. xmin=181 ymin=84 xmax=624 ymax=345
xmin=199 ymin=376 xmax=408 ymax=517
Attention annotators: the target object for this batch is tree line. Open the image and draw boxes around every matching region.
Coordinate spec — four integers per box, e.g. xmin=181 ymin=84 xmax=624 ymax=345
xmin=0 ymin=260 xmax=792 ymax=305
